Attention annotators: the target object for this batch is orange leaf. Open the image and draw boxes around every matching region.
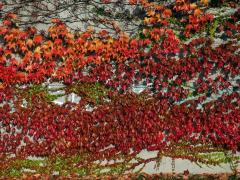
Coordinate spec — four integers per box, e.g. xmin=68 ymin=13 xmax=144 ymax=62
xmin=6 ymin=13 xmax=17 ymax=19
xmin=28 ymin=27 xmax=37 ymax=34
xmin=4 ymin=49 xmax=12 ymax=57
xmin=194 ymin=8 xmax=202 ymax=17
xmin=162 ymin=9 xmax=172 ymax=18
xmin=129 ymin=0 xmax=137 ymax=5
xmin=201 ymin=0 xmax=209 ymax=6
xmin=144 ymin=17 xmax=151 ymax=24
xmin=33 ymin=35 xmax=43 ymax=44
xmin=190 ymin=3 xmax=198 ymax=10
xmin=147 ymin=10 xmax=155 ymax=17
xmin=176 ymin=0 xmax=185 ymax=3
xmin=155 ymin=5 xmax=164 ymax=11
xmin=0 ymin=83 xmax=4 ymax=89
xmin=52 ymin=18 xmax=61 ymax=23
xmin=3 ymin=20 xmax=12 ymax=26
xmin=99 ymin=30 xmax=109 ymax=37
xmin=54 ymin=38 xmax=62 ymax=45
xmin=26 ymin=64 xmax=33 ymax=72
xmin=11 ymin=58 xmax=18 ymax=66
xmin=34 ymin=52 xmax=41 ymax=59
xmin=26 ymin=39 xmax=33 ymax=47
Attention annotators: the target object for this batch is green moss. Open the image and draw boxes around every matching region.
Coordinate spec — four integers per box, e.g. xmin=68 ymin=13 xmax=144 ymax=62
xmin=8 ymin=168 xmax=22 ymax=178
xmin=68 ymin=82 xmax=109 ymax=104
xmin=0 ymin=158 xmax=45 ymax=178
xmin=207 ymin=19 xmax=219 ymax=41
xmin=15 ymin=84 xmax=65 ymax=106
xmin=1 ymin=150 xmax=239 ymax=178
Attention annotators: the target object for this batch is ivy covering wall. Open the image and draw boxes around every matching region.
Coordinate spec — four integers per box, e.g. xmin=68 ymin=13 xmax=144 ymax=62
xmin=0 ymin=0 xmax=239 ymax=178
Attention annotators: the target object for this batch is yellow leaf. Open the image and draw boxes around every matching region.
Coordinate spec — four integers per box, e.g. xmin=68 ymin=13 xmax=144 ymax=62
xmin=201 ymin=0 xmax=209 ymax=6
xmin=147 ymin=10 xmax=155 ymax=17
xmin=34 ymin=46 xmax=41 ymax=53
xmin=108 ymin=37 xmax=113 ymax=44
xmin=144 ymin=17 xmax=150 ymax=24
xmin=190 ymin=3 xmax=198 ymax=10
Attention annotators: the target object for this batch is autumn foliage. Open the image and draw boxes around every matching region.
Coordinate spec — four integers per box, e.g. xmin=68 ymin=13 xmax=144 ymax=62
xmin=0 ymin=0 xmax=240 ymax=178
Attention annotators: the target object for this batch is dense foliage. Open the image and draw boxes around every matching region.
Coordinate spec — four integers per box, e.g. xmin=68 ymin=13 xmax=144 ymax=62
xmin=0 ymin=0 xmax=239 ymax=178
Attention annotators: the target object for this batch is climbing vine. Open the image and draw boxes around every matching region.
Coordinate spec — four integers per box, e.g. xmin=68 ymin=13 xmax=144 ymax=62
xmin=0 ymin=0 xmax=239 ymax=178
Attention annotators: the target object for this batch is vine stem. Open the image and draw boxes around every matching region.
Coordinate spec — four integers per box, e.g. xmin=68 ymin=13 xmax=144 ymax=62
xmin=171 ymin=158 xmax=175 ymax=175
